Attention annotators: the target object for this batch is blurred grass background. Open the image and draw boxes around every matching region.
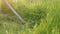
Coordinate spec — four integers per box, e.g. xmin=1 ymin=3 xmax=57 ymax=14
xmin=0 ymin=0 xmax=60 ymax=34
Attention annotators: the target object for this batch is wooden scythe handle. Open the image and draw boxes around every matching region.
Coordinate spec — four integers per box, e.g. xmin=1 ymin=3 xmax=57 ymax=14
xmin=3 ymin=0 xmax=26 ymax=24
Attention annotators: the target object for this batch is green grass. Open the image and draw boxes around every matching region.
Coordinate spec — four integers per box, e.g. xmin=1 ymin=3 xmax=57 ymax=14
xmin=0 ymin=0 xmax=60 ymax=34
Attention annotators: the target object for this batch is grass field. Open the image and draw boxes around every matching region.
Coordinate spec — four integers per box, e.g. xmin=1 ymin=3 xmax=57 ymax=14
xmin=0 ymin=0 xmax=60 ymax=34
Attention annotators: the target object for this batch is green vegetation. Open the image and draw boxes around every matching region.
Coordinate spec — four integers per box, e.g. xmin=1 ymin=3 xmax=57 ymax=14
xmin=0 ymin=0 xmax=60 ymax=34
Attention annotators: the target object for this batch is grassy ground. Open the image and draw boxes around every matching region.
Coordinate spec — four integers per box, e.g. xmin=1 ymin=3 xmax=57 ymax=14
xmin=0 ymin=0 xmax=60 ymax=34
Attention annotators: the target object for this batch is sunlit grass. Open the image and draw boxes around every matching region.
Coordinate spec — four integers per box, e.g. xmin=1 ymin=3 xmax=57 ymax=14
xmin=0 ymin=0 xmax=60 ymax=34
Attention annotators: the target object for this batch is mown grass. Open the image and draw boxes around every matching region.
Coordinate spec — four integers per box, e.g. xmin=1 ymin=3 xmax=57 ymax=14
xmin=0 ymin=0 xmax=60 ymax=34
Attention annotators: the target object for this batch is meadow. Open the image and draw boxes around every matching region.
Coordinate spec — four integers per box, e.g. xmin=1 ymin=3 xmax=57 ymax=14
xmin=0 ymin=0 xmax=60 ymax=34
